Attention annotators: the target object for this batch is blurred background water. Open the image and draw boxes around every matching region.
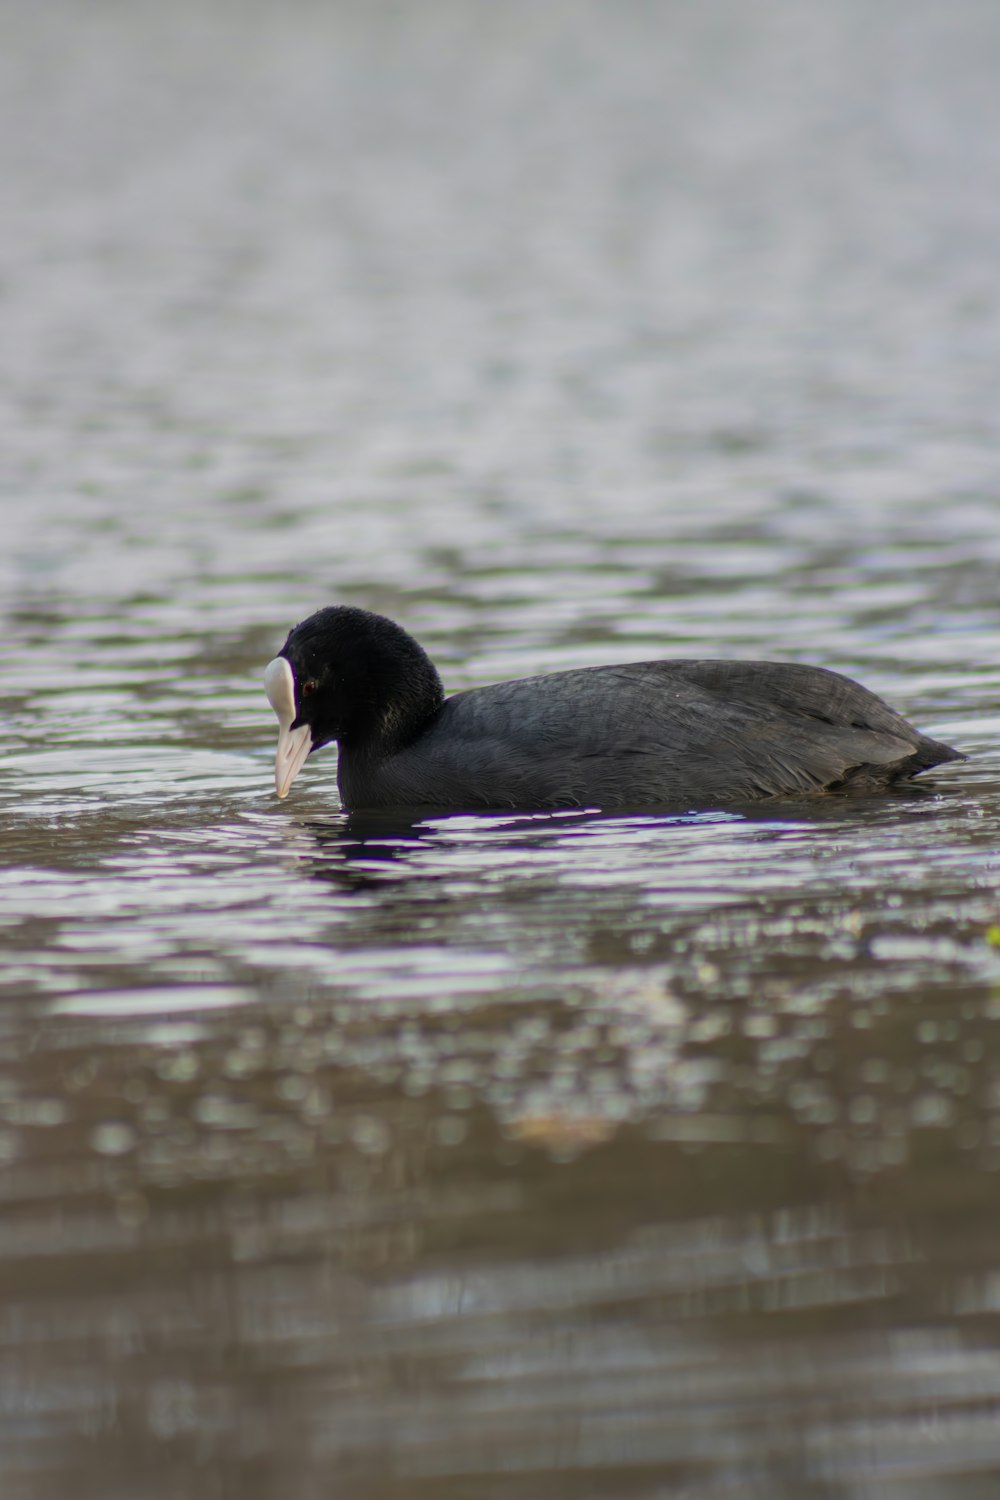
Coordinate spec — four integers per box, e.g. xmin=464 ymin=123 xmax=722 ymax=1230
xmin=2 ymin=1 xmax=1000 ymax=1496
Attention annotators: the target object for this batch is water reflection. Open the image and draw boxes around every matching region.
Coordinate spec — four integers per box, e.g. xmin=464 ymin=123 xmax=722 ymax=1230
xmin=296 ymin=805 xmax=742 ymax=888
xmin=6 ymin=1013 xmax=1000 ymax=1499
xmin=7 ymin=822 xmax=1000 ymax=1500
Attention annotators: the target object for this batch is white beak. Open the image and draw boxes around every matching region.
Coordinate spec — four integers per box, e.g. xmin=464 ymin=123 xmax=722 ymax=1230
xmin=264 ymin=657 xmax=312 ymax=798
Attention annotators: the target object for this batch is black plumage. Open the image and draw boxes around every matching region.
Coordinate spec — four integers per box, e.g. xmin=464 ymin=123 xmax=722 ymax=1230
xmin=266 ymin=606 xmax=964 ymax=811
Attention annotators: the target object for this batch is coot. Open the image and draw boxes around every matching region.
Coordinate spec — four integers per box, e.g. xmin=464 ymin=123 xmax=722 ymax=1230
xmin=264 ymin=606 xmax=963 ymax=810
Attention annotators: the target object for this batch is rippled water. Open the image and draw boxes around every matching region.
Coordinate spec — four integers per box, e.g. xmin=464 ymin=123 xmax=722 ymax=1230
xmin=3 ymin=1 xmax=1000 ymax=1496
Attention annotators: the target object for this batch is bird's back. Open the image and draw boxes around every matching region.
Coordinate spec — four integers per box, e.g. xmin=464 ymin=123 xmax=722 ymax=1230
xmin=337 ymin=659 xmax=962 ymax=810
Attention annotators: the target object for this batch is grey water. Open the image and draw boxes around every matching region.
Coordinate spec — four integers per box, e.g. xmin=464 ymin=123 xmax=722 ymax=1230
xmin=2 ymin=1 xmax=1000 ymax=1496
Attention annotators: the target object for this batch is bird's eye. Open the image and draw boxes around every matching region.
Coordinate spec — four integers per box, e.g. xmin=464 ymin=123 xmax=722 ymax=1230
xmin=301 ymin=679 xmax=318 ymax=698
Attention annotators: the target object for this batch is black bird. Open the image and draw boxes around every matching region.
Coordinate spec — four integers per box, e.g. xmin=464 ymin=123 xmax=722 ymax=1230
xmin=264 ymin=606 xmax=964 ymax=811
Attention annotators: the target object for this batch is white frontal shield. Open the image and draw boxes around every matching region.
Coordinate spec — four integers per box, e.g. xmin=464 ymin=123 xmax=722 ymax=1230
xmin=264 ymin=657 xmax=312 ymax=798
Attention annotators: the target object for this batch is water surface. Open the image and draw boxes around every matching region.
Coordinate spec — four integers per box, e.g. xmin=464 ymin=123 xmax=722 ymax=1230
xmin=2 ymin=2 xmax=1000 ymax=1496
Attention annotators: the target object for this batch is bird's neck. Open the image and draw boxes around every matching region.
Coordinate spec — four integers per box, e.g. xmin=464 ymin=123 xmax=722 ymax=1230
xmin=342 ymin=645 xmax=445 ymax=760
